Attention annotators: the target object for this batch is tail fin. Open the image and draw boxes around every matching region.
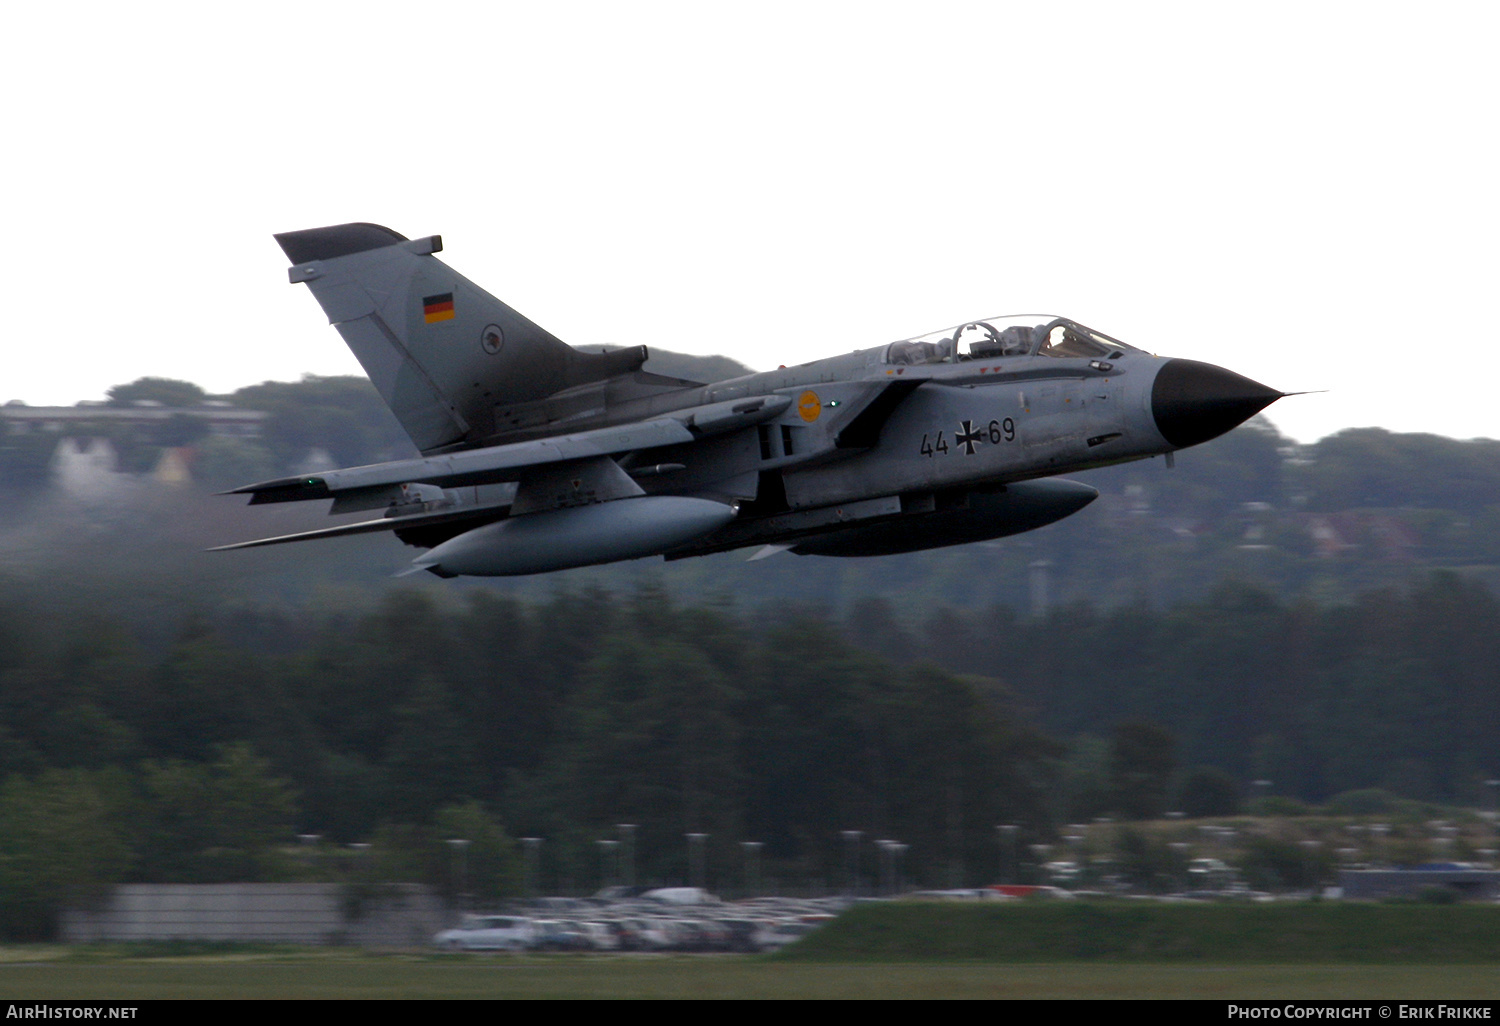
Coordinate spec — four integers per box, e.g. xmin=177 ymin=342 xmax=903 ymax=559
xmin=274 ymin=223 xmax=645 ymax=454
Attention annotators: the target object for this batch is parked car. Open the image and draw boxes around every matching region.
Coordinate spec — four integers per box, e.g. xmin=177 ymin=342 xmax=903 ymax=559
xmin=694 ymin=919 xmax=733 ymax=951
xmin=751 ymin=919 xmax=819 ymax=952
xmin=533 ymin=919 xmax=592 ymax=951
xmin=665 ymin=919 xmax=706 ymax=950
xmin=642 ymin=887 xmax=720 ymax=905
xmin=433 ymin=915 xmax=536 ymax=951
xmin=577 ymin=921 xmax=620 ymax=951
xmin=622 ymin=918 xmax=675 ymax=951
xmin=1044 ymin=860 xmax=1082 ymax=883
xmin=718 ymin=919 xmax=760 ymax=953
xmin=1187 ymin=857 xmax=1238 ymax=888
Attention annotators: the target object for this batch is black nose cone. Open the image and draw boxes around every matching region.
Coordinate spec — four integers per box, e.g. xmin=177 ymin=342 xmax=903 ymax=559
xmin=1152 ymin=359 xmax=1282 ymax=449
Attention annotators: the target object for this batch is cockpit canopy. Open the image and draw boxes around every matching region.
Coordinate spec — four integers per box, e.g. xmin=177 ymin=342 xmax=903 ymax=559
xmin=884 ymin=315 xmax=1135 ymax=366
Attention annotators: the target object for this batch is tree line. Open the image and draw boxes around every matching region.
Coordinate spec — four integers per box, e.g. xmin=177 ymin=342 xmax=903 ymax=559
xmin=0 ymin=584 xmax=1062 ymax=936
xmin=1 ymin=572 xmax=1495 ymax=936
xmin=847 ymin=570 xmax=1500 ymax=809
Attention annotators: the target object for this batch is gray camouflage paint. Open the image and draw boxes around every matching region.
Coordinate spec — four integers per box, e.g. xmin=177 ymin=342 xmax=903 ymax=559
xmin=221 ymin=224 xmax=1282 ymax=576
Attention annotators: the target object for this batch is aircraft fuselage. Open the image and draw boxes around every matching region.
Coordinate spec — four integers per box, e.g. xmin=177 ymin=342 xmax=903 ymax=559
xmin=223 ymin=225 xmax=1282 ymax=575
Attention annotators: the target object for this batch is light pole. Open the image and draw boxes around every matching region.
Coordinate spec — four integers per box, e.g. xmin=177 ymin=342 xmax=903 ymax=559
xmin=347 ymin=842 xmax=370 ymax=882
xmin=841 ymin=830 xmax=863 ymax=895
xmin=891 ymin=843 xmax=909 ymax=893
xmin=741 ymin=841 xmax=763 ymax=898
xmin=1299 ymin=839 xmax=1323 ymax=890
xmin=686 ymin=832 xmax=708 ymax=890
xmin=596 ymin=839 xmax=620 ymax=891
xmin=617 ymin=824 xmax=637 ymax=889
xmin=521 ymin=837 xmax=542 ymax=898
xmin=876 ymin=840 xmax=904 ymax=895
xmin=1433 ymin=824 xmax=1458 ymax=860
xmin=297 ymin=833 xmax=322 ymax=871
xmin=445 ymin=838 xmax=471 ymax=909
xmin=997 ymin=824 xmax=1018 ymax=885
xmin=875 ymin=840 xmax=892 ymax=895
xmin=1168 ymin=841 xmax=1191 ymax=894
xmin=1029 ymin=842 xmax=1052 ymax=884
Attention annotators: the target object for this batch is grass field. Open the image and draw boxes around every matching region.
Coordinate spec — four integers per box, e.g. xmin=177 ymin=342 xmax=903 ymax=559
xmin=782 ymin=901 xmax=1500 ymax=963
xmin=4 ymin=904 xmax=1500 ymax=999
xmin=0 ymin=952 xmax=1495 ymax=1000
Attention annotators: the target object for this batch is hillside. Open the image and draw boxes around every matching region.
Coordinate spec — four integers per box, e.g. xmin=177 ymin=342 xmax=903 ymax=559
xmin=1 ymin=358 xmax=1498 ymax=613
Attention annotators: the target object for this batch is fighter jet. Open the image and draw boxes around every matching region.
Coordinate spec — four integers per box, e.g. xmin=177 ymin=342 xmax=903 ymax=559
xmin=216 ymin=223 xmax=1283 ymax=577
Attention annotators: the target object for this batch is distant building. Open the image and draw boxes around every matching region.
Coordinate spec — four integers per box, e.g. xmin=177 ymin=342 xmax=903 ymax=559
xmin=0 ymin=402 xmax=266 ymax=438
xmin=1339 ymin=866 xmax=1500 ymax=900
xmin=1308 ymin=515 xmax=1355 ymax=558
xmin=1123 ymin=484 xmax=1151 ymax=515
xmin=292 ymin=447 xmax=338 ymax=476
xmin=152 ymin=447 xmax=194 ymax=485
xmin=62 ymin=883 xmax=446 ymax=946
xmin=51 ymin=438 xmax=132 ymax=502
xmin=1239 ymin=502 xmax=1276 ymax=550
xmin=1306 ymin=512 xmax=1419 ymax=561
xmin=2 ymin=402 xmax=270 ymax=493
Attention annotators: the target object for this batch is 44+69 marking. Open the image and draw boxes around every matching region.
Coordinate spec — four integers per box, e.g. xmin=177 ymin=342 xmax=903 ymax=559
xmin=920 ymin=418 xmax=1015 ymax=458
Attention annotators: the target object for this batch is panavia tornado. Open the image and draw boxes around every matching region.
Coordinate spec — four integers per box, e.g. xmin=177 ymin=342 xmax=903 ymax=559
xmin=217 ymin=223 xmax=1284 ymax=577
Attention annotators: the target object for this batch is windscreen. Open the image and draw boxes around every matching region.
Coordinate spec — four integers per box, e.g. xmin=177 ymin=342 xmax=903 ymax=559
xmin=1036 ymin=323 xmax=1114 ymax=359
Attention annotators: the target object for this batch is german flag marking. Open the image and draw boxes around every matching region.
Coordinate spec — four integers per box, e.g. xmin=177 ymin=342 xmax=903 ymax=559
xmin=422 ymin=292 xmax=455 ymax=324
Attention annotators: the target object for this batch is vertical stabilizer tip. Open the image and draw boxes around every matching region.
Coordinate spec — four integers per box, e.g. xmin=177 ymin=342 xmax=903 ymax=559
xmin=274 ymin=223 xmax=409 ymax=264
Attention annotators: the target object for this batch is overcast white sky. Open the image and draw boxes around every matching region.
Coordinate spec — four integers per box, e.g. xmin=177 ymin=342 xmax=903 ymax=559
xmin=2 ymin=1 xmax=1495 ymax=443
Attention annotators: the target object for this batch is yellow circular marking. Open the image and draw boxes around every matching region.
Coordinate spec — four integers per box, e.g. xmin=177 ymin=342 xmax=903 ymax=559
xmin=798 ymin=390 xmax=821 ymax=422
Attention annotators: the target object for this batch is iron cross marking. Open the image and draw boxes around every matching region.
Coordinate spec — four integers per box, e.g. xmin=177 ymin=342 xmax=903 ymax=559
xmin=956 ymin=420 xmax=984 ymax=455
